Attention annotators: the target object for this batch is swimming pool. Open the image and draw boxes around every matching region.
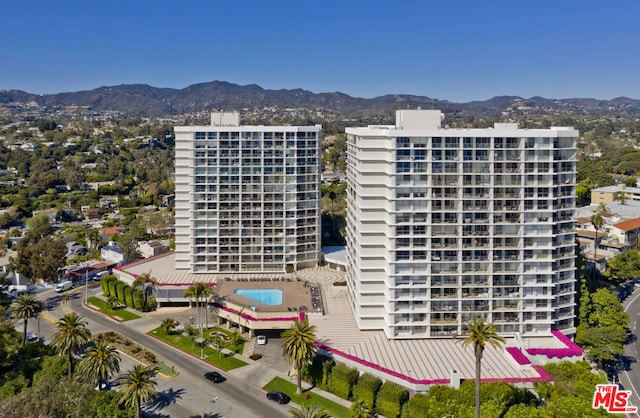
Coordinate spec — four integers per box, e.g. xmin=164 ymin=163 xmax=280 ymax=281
xmin=233 ymin=288 xmax=283 ymax=305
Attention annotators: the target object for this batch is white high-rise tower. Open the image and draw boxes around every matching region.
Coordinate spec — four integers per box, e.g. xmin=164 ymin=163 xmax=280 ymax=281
xmin=174 ymin=112 xmax=321 ymax=273
xmin=345 ymin=110 xmax=577 ymax=339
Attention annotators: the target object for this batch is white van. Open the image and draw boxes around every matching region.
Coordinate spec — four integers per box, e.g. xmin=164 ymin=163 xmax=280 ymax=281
xmin=55 ymin=280 xmax=73 ymax=293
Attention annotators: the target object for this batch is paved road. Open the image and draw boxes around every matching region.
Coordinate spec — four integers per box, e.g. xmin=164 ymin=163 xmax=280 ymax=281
xmin=619 ymin=288 xmax=640 ymax=417
xmin=25 ymin=286 xmax=293 ymax=418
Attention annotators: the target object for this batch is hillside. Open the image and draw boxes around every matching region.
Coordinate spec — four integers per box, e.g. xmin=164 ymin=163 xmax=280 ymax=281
xmin=1 ymin=80 xmax=640 ymax=118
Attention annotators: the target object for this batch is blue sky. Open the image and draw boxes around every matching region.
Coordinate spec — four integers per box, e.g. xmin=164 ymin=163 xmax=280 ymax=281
xmin=1 ymin=0 xmax=639 ymax=102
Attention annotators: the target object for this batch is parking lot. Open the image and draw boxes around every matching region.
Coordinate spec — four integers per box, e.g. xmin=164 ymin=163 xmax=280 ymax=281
xmin=250 ymin=334 xmax=290 ymax=374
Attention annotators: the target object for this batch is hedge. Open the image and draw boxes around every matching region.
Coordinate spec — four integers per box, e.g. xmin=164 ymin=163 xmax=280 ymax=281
xmin=108 ymin=278 xmax=118 ymax=298
xmin=329 ymin=363 xmax=359 ymax=400
xmin=146 ymin=296 xmax=156 ymax=312
xmin=116 ymin=282 xmax=127 ymax=304
xmin=303 ymin=355 xmax=334 ymax=391
xmin=402 ymin=393 xmax=430 ymax=418
xmin=354 ymin=373 xmax=382 ymax=409
xmin=133 ymin=290 xmax=144 ymax=311
xmin=124 ymin=286 xmax=134 ymax=308
xmin=375 ymin=381 xmax=409 ymax=418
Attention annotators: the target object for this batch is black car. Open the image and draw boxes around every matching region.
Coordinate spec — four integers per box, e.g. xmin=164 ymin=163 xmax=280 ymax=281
xmin=204 ymin=371 xmax=225 ymax=383
xmin=266 ymin=391 xmax=290 ymax=404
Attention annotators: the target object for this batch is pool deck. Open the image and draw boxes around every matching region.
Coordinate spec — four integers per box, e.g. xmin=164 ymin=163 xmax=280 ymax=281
xmin=216 ymin=279 xmax=320 ymax=313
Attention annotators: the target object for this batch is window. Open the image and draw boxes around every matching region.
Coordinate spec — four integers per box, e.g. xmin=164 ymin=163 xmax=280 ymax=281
xmin=397 ymin=137 xmax=410 ymax=148
xmin=396 ymin=251 xmax=410 ymax=261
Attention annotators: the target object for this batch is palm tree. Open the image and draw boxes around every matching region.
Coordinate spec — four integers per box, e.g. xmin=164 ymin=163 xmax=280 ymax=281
xmin=349 ymin=399 xmax=370 ymax=418
xmin=282 ymin=318 xmax=317 ymax=394
xmin=50 ymin=312 xmax=92 ymax=379
xmin=161 ymin=317 xmax=179 ymax=335
xmin=461 ymin=317 xmax=505 ymax=418
xmin=183 ymin=282 xmax=212 ymax=336
xmin=289 ymin=405 xmax=331 ymax=418
xmin=211 ymin=334 xmax=225 ymax=359
xmin=132 ymin=270 xmax=157 ymax=310
xmin=79 ymin=340 xmax=121 ymax=390
xmin=10 ymin=293 xmax=42 ymax=346
xmin=591 ymin=212 xmax=604 ymax=276
xmin=118 ymin=364 xmax=158 ymax=418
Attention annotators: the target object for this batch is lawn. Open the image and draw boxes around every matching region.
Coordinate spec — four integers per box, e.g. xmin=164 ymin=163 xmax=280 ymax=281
xmin=150 ymin=327 xmax=247 ymax=371
xmin=87 ymin=296 xmax=141 ymax=321
xmin=263 ymin=377 xmax=350 ymax=418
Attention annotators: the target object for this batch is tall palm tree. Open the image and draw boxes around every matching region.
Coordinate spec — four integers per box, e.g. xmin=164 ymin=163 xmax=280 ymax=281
xmin=591 ymin=212 xmax=604 ymax=274
xmin=461 ymin=317 xmax=505 ymax=418
xmin=118 ymin=364 xmax=158 ymax=418
xmin=79 ymin=340 xmax=121 ymax=390
xmin=289 ymin=405 xmax=331 ymax=418
xmin=183 ymin=282 xmax=212 ymax=336
xmin=10 ymin=293 xmax=42 ymax=346
xmin=50 ymin=312 xmax=91 ymax=379
xmin=282 ymin=319 xmax=317 ymax=394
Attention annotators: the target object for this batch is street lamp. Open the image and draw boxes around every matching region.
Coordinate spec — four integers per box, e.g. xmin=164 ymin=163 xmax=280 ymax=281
xmin=85 ymin=268 xmax=89 ymax=304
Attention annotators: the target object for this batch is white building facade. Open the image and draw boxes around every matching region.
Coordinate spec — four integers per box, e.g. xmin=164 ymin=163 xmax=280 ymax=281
xmin=174 ymin=112 xmax=321 ymax=273
xmin=345 ymin=110 xmax=577 ymax=339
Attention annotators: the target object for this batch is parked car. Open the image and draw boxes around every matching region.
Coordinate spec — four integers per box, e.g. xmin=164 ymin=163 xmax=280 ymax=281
xmin=204 ymin=371 xmax=225 ymax=383
xmin=266 ymin=391 xmax=290 ymax=404
xmin=257 ymin=335 xmax=267 ymax=345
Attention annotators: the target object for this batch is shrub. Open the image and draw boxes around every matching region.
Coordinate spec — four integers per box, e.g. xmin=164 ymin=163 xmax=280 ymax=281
xmin=353 ymin=373 xmax=382 ymax=409
xmin=303 ymin=355 xmax=334 ymax=390
xmin=115 ymin=282 xmax=127 ymax=304
xmin=132 ymin=290 xmax=144 ymax=311
xmin=375 ymin=381 xmax=409 ymax=418
xmin=107 ymin=279 xmax=118 ymax=298
xmin=249 ymin=353 xmax=263 ymax=360
xmin=328 ymin=363 xmax=359 ymax=400
xmin=145 ymin=296 xmax=157 ymax=312
xmin=124 ymin=286 xmax=133 ymax=308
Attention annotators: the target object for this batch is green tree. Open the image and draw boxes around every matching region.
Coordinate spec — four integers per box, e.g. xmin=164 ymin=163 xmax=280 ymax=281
xmin=183 ymin=282 xmax=212 ymax=336
xmin=461 ymin=317 xmax=506 ymax=418
xmin=576 ymin=324 xmax=627 ymax=367
xmin=0 ymin=312 xmax=22 ymax=369
xmin=289 ymin=405 xmax=331 ymax=418
xmin=589 ymin=288 xmax=630 ymax=328
xmin=25 ymin=214 xmax=53 ymax=242
xmin=10 ymin=293 xmax=42 ymax=347
xmin=50 ymin=312 xmax=91 ymax=379
xmin=604 ymin=249 xmax=640 ymax=285
xmin=9 ymin=236 xmax=66 ymax=283
xmin=282 ymin=319 xmax=317 ymax=394
xmin=117 ymin=364 xmax=158 ymax=418
xmin=79 ymin=340 xmax=121 ymax=390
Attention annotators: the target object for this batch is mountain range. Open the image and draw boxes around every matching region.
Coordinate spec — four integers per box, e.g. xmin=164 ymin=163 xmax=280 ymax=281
xmin=1 ymin=80 xmax=640 ymax=118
